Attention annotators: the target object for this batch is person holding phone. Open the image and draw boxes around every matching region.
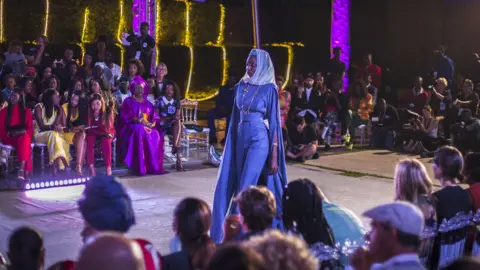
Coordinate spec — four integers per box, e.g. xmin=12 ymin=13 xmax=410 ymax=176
xmin=0 ymin=88 xmax=33 ymax=181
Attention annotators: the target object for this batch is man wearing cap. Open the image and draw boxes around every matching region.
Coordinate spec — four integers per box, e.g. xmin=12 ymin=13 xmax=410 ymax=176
xmin=350 ymin=202 xmax=425 ymax=270
xmin=77 ymin=175 xmax=161 ymax=270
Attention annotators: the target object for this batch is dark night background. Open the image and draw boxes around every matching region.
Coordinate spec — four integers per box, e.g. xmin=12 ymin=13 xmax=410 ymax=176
xmin=2 ymin=0 xmax=480 ymax=98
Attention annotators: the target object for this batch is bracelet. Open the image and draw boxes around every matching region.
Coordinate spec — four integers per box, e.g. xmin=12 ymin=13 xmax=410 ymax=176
xmin=273 ymin=143 xmax=278 ymax=146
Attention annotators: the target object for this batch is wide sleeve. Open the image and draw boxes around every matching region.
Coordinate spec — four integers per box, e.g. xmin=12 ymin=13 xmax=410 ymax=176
xmin=210 ymin=84 xmax=240 ymax=243
xmin=121 ymin=98 xmax=136 ymax=124
xmin=265 ymin=84 xmax=287 ymax=186
xmin=148 ymin=101 xmax=160 ymax=123
xmin=25 ymin=109 xmax=34 ymax=138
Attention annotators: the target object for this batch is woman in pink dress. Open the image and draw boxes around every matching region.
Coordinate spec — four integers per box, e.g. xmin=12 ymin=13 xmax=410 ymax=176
xmin=117 ymin=83 xmax=166 ymax=175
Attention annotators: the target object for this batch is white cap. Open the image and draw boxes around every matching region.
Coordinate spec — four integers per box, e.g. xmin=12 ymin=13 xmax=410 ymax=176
xmin=363 ymin=202 xmax=424 ymax=236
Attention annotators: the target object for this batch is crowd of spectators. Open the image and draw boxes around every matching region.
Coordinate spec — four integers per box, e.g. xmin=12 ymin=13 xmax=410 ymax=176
xmin=0 ymin=23 xmax=191 ymax=182
xmin=209 ymin=44 xmax=480 ymax=162
xmin=3 ymin=145 xmax=480 ymax=270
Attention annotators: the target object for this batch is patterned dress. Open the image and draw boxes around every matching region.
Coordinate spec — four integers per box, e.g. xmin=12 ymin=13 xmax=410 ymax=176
xmin=34 ymin=103 xmax=71 ymax=169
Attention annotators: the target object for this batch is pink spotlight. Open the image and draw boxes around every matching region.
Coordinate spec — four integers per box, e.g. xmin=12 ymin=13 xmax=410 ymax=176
xmin=331 ymin=0 xmax=350 ymax=90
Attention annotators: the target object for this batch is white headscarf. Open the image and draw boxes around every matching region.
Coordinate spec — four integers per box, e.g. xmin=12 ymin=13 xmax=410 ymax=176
xmin=240 ymin=49 xmax=276 ymax=87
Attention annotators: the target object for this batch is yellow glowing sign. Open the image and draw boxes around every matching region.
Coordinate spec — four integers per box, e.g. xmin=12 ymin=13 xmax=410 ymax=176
xmin=194 ymin=4 xmax=228 ymax=102
xmin=43 ymin=0 xmax=50 ymax=36
xmin=116 ymin=0 xmax=125 ymax=71
xmin=155 ymin=0 xmax=162 ymax=67
xmin=0 ymin=0 xmax=4 ymax=43
xmin=270 ymin=42 xmax=304 ymax=89
xmin=81 ymin=8 xmax=90 ymax=43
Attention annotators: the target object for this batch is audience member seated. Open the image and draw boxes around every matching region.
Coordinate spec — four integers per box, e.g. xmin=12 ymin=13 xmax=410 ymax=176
xmin=350 ymin=202 xmax=425 ymax=270
xmin=2 ymin=74 xmax=16 ymax=101
xmin=429 ymin=77 xmax=453 ymax=138
xmin=77 ymin=175 xmax=161 ymax=269
xmin=231 ymin=186 xmax=277 ymax=242
xmin=155 ymin=82 xmax=184 ymax=171
xmin=462 ymin=153 xmax=480 ymax=211
xmin=292 ymin=73 xmax=320 ymax=123
xmin=128 ymin=59 xmax=150 ymax=99
xmin=404 ymin=106 xmax=449 ymax=156
xmin=401 ymin=76 xmax=429 ymax=115
xmin=20 ymin=76 xmax=38 ymax=109
xmin=244 ymin=230 xmax=319 ymax=270
xmin=286 ymin=116 xmax=319 ymax=162
xmin=162 ymin=198 xmax=215 ymax=270
xmin=0 ymin=88 xmax=33 ymax=181
xmin=394 ymin=159 xmax=436 ymax=226
xmin=153 ymin=62 xmax=172 ymax=97
xmin=452 ymin=109 xmax=480 ymax=154
xmin=354 ymin=52 xmax=382 ymax=89
xmin=112 ymin=76 xmax=132 ymax=111
xmin=283 ymin=178 xmax=348 ymax=268
xmin=118 ymin=83 xmax=166 ymax=175
xmin=206 ymin=244 xmax=265 ymax=270
xmin=86 ymin=94 xmax=115 ymax=176
xmin=432 ymin=146 xmax=472 ymax=222
xmin=454 ymin=79 xmax=479 ymax=116
xmin=344 ymin=80 xmax=373 ymax=150
xmin=34 ymin=89 xmax=70 ymax=176
xmin=5 ymin=40 xmax=26 ymax=75
xmin=62 ymin=90 xmax=87 ymax=176
xmin=363 ymin=73 xmax=378 ymax=105
xmin=207 ymin=73 xmax=235 ymax=145
xmin=318 ymin=76 xmax=341 ymax=151
xmin=76 ymin=232 xmax=146 ymax=270
xmin=7 ymin=226 xmax=45 ymax=270
xmin=276 ymin=76 xmax=291 ymax=129
xmin=370 ymin=98 xmax=399 ymax=150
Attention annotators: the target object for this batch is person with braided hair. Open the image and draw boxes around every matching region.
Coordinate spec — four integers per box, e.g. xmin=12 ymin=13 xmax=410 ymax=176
xmin=283 ymin=178 xmax=365 ymax=268
xmin=0 ymin=87 xmax=33 ymax=181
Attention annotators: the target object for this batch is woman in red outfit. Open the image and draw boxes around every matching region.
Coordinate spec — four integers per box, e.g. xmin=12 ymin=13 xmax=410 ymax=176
xmin=86 ymin=94 xmax=115 ymax=176
xmin=0 ymin=88 xmax=33 ymax=181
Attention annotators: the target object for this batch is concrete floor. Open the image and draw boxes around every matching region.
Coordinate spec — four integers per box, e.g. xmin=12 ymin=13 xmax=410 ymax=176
xmin=0 ymin=164 xmax=394 ymax=267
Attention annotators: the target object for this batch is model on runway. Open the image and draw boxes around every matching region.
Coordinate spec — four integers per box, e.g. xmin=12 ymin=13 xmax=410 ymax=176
xmin=210 ymin=49 xmax=288 ymax=243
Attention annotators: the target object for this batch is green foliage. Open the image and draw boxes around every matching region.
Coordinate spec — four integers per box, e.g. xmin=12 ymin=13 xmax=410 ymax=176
xmin=159 ymin=1 xmax=185 ymax=44
xmin=190 ymin=2 xmax=219 ymax=45
xmin=3 ymin=0 xmax=132 ymax=44
xmin=4 ymin=0 xmax=50 ymax=42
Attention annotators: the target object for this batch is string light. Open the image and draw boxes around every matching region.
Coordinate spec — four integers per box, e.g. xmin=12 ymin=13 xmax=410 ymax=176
xmin=270 ymin=42 xmax=304 ymax=89
xmin=117 ymin=0 xmax=125 ymax=71
xmin=194 ymin=4 xmax=228 ymax=102
xmin=178 ymin=0 xmax=193 ymax=98
xmin=0 ymin=0 xmax=4 ymax=43
xmin=81 ymin=8 xmax=90 ymax=43
xmin=43 ymin=0 xmax=50 ymax=36
xmin=155 ymin=0 xmax=162 ymax=67
xmin=117 ymin=0 xmax=124 ymax=44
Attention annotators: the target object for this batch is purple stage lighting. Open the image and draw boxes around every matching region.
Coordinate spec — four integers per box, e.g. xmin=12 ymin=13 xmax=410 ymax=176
xmin=330 ymin=0 xmax=350 ymax=90
xmin=25 ymin=177 xmax=90 ymax=190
